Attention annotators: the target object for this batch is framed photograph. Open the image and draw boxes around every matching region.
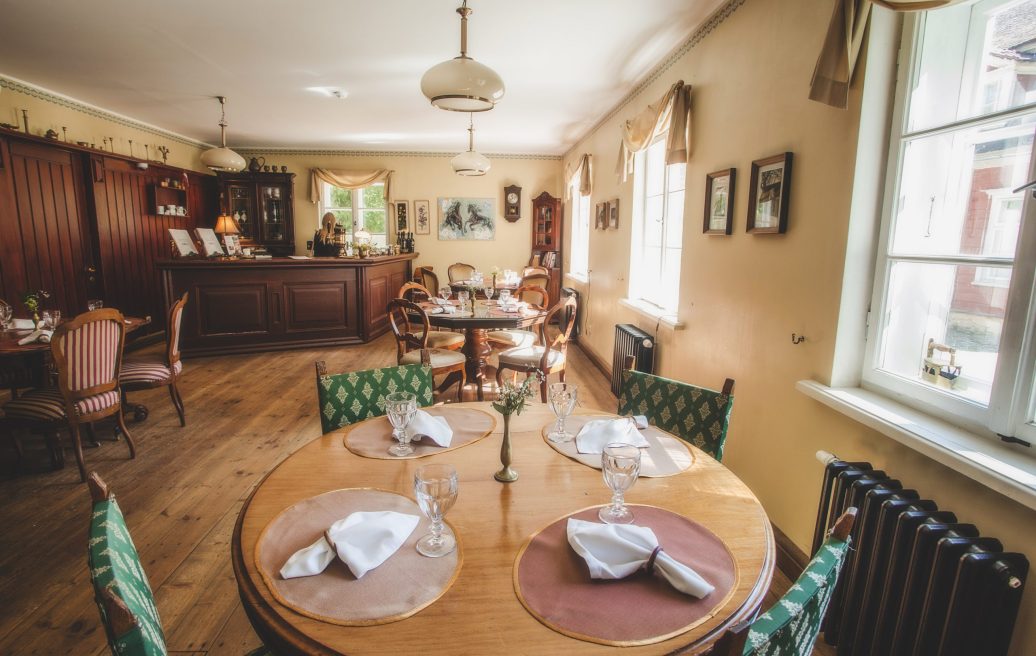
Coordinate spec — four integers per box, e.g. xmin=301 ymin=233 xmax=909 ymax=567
xmin=594 ymin=202 xmax=606 ymax=229
xmin=703 ymin=168 xmax=736 ymax=235
xmin=414 ymin=200 xmax=431 ymax=235
xmin=194 ymin=227 xmax=225 ymax=257
xmin=395 ymin=201 xmax=409 ymax=232
xmin=438 ymin=197 xmax=495 ymax=240
xmin=608 ymin=199 xmax=619 ymax=229
xmin=747 ymin=152 xmax=792 ymax=234
xmin=223 ymin=234 xmax=242 ymax=256
xmin=168 ymin=228 xmax=199 ymax=257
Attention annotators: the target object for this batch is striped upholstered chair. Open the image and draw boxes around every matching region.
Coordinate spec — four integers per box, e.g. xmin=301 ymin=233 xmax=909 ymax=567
xmin=1 ymin=309 xmax=134 ymax=482
xmin=119 ymin=293 xmax=188 ymax=426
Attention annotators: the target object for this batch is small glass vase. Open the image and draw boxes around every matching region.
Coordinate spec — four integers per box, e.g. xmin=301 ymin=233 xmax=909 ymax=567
xmin=494 ymin=413 xmax=518 ymax=482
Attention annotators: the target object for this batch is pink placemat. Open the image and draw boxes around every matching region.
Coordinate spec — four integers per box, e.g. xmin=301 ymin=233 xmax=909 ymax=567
xmin=514 ymin=505 xmax=738 ymax=646
xmin=541 ymin=415 xmax=695 ymax=477
xmin=342 ymin=406 xmax=496 ymax=459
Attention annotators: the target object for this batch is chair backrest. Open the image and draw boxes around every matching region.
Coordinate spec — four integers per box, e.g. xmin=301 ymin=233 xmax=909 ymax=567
xmin=514 ymin=284 xmax=549 ymax=309
xmin=314 ymin=361 xmax=435 ymax=432
xmin=386 ymin=298 xmax=430 ymax=362
xmin=398 ymin=281 xmax=433 ymax=303
xmin=523 ymin=265 xmax=549 ymax=277
xmin=537 ymin=295 xmax=578 ymax=366
xmin=448 ymin=262 xmax=475 ymax=283
xmin=414 ymin=266 xmax=440 ymax=293
xmin=87 ymin=473 xmax=167 ymax=656
xmin=520 ymin=273 xmax=550 ymax=292
xmin=52 ymin=308 xmax=126 ymax=402
xmin=166 ymin=292 xmax=188 ymax=369
xmin=617 ymin=361 xmax=735 ymax=461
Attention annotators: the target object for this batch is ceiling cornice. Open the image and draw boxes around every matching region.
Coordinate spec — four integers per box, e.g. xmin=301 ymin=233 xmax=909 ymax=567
xmin=235 ymin=147 xmax=561 ymax=161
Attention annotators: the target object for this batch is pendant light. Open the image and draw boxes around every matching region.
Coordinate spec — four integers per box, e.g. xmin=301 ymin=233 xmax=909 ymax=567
xmin=421 ymin=1 xmax=504 ymax=112
xmin=452 ymin=114 xmax=490 ymax=176
xmin=200 ymin=96 xmax=246 ymax=172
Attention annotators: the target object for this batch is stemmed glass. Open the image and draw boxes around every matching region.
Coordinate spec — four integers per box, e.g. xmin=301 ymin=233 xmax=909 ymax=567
xmin=0 ymin=300 xmax=12 ymax=329
xmin=499 ymin=289 xmax=511 ymax=305
xmin=438 ymin=287 xmax=451 ymax=305
xmin=414 ymin=463 xmax=459 ymax=557
xmin=599 ymin=443 xmax=641 ymax=524
xmin=484 ymin=285 xmax=495 ymax=303
xmin=457 ymin=290 xmax=470 ymax=310
xmin=386 ymin=392 xmax=418 ymax=457
xmin=547 ymin=382 xmax=578 ymax=443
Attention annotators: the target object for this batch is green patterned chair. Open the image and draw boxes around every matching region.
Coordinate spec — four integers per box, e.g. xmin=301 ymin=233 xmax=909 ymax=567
xmin=616 ymin=357 xmax=735 ymax=460
xmin=711 ymin=508 xmax=857 ymax=656
xmin=315 ymin=360 xmax=435 ymax=434
xmin=87 ymin=473 xmax=274 ymax=656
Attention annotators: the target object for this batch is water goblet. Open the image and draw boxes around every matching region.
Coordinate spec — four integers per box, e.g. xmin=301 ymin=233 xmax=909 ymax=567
xmin=438 ymin=287 xmax=451 ymax=304
xmin=414 ymin=463 xmax=459 ymax=557
xmin=484 ymin=285 xmax=495 ymax=302
xmin=50 ymin=310 xmax=61 ymax=327
xmin=386 ymin=392 xmax=418 ymax=457
xmin=499 ymin=289 xmax=511 ymax=305
xmin=457 ymin=290 xmax=470 ymax=309
xmin=599 ymin=443 xmax=641 ymax=524
xmin=547 ymin=383 xmax=578 ymax=443
xmin=0 ymin=300 xmax=12 ymax=329
xmin=40 ymin=311 xmax=53 ymax=330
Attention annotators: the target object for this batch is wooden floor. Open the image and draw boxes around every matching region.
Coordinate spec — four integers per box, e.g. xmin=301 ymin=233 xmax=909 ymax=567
xmin=0 ymin=334 xmax=828 ymax=655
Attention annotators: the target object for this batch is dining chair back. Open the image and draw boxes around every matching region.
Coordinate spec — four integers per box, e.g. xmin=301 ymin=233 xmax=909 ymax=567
xmin=314 ymin=360 xmax=434 ymax=433
xmin=496 ymin=295 xmax=577 ymax=402
xmin=414 ymin=266 xmax=440 ymax=293
xmin=486 ymin=285 xmax=550 ymax=351
xmin=398 ymin=281 xmax=433 ymax=303
xmin=448 ymin=262 xmax=476 ymax=283
xmin=522 ymin=265 xmax=549 ymax=277
xmin=120 ymin=293 xmax=188 ymax=426
xmin=387 ymin=298 xmax=430 ymax=359
xmin=166 ymin=293 xmax=187 ymax=372
xmin=520 ymin=273 xmax=550 ymax=292
xmin=514 ymin=284 xmax=550 ymax=309
xmin=617 ymin=357 xmax=735 ymax=461
xmin=385 ymin=298 xmax=466 ymax=400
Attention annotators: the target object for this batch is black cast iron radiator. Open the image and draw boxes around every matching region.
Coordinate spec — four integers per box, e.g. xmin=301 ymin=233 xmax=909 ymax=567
xmin=611 ymin=324 xmax=654 ymax=396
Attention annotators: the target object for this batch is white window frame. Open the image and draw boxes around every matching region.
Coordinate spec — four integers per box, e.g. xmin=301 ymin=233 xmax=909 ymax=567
xmin=568 ymin=177 xmax=591 ymax=280
xmin=318 ymin=182 xmax=388 ymax=246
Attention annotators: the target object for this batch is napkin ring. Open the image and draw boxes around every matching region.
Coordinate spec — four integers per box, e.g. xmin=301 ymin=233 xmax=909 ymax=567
xmin=645 ymin=546 xmax=664 ymax=574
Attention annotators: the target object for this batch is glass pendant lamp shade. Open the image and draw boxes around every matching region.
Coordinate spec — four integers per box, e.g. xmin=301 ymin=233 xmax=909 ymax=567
xmin=421 ymin=1 xmax=504 ymax=112
xmin=452 ymin=115 xmax=490 ymax=176
xmin=200 ymin=96 xmax=246 ymax=172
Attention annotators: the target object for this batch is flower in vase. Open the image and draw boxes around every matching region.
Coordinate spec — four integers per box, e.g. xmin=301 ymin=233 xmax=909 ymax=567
xmin=492 ymin=373 xmax=541 ymax=417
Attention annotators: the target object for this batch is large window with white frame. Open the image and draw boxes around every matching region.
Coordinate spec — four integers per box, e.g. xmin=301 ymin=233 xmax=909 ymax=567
xmin=319 ymin=182 xmax=388 ymax=246
xmin=865 ymin=0 xmax=1036 ymax=445
xmin=569 ymin=177 xmax=591 ymax=279
xmin=628 ymin=134 xmax=686 ymax=312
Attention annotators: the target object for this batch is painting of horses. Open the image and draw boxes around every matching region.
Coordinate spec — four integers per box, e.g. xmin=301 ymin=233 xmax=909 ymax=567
xmin=437 ymin=197 xmax=495 ymax=240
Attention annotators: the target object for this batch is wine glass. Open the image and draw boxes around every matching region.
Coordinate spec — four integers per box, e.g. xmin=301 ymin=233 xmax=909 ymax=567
xmin=414 ymin=463 xmax=459 ymax=557
xmin=457 ymin=290 xmax=470 ymax=309
xmin=50 ymin=310 xmax=61 ymax=328
xmin=386 ymin=392 xmax=418 ymax=457
xmin=484 ymin=285 xmax=495 ymax=302
xmin=0 ymin=300 xmax=12 ymax=329
xmin=547 ymin=383 xmax=578 ymax=443
xmin=439 ymin=287 xmax=451 ymax=304
xmin=599 ymin=443 xmax=641 ymax=524
xmin=499 ymin=289 xmax=511 ymax=305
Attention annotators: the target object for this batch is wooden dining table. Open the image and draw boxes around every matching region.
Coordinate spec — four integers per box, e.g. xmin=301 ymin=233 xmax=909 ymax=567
xmin=232 ymin=402 xmax=775 ymax=655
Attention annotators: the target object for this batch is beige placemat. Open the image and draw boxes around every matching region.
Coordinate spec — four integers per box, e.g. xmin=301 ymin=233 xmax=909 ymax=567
xmin=541 ymin=415 xmax=695 ymax=477
xmin=343 ymin=406 xmax=496 ymax=459
xmin=255 ymin=488 xmax=461 ymax=626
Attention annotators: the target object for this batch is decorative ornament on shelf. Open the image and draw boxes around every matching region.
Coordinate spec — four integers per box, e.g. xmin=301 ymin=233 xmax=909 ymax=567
xmin=200 ymin=96 xmax=246 ymax=172
xmin=420 ymin=0 xmax=505 ymax=112
xmin=451 ymin=113 xmax=490 ymax=176
xmin=490 ymin=372 xmax=541 ymax=483
xmin=157 ymin=145 xmax=170 ymax=164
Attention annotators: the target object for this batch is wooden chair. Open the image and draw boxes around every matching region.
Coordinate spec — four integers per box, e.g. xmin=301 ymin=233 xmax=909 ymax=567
xmin=520 ymin=272 xmax=550 ymax=293
xmin=710 ymin=509 xmax=857 ymax=656
xmin=387 ymin=298 xmax=466 ymax=401
xmin=496 ymin=295 xmax=577 ymax=402
xmin=1 ymin=309 xmax=134 ymax=482
xmin=448 ymin=262 xmax=476 ymax=283
xmin=486 ymin=285 xmax=549 ymax=350
xmin=87 ymin=473 xmax=274 ymax=656
xmin=120 ymin=292 xmax=188 ymax=426
xmin=314 ymin=361 xmax=434 ymax=433
xmin=616 ymin=356 xmax=735 ymax=461
xmin=414 ymin=266 xmax=440 ymax=294
xmin=396 ymin=283 xmax=465 ymax=351
xmin=522 ymin=265 xmax=549 ymax=277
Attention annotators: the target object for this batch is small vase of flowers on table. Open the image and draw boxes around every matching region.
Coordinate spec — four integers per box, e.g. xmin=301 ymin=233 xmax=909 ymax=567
xmin=21 ymin=290 xmax=50 ymax=328
xmin=491 ymin=373 xmax=540 ymax=482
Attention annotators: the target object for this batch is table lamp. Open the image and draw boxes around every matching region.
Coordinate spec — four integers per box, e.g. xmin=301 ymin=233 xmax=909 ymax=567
xmin=214 ymin=214 xmax=241 ymax=237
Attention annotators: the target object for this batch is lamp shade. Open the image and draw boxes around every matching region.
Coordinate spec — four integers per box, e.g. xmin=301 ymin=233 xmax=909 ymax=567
xmin=421 ymin=57 xmax=505 ymax=112
xmin=214 ymin=214 xmax=241 ymax=235
xmin=200 ymin=147 xmax=246 ymax=172
xmin=451 ymin=149 xmax=491 ymax=176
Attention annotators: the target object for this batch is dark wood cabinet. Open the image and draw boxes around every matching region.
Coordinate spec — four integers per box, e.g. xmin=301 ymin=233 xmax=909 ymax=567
xmin=531 ymin=191 xmax=563 ymax=307
xmin=217 ymin=172 xmax=296 ymax=255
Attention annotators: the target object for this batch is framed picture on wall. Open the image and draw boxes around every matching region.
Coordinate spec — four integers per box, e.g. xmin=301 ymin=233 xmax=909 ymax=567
xmin=438 ymin=197 xmax=495 ymax=240
xmin=395 ymin=201 xmax=409 ymax=232
xmin=703 ymin=168 xmax=736 ymax=235
xmin=747 ymin=152 xmax=792 ymax=234
xmin=608 ymin=199 xmax=619 ymax=229
xmin=594 ymin=202 xmax=605 ymax=229
xmin=414 ymin=200 xmax=431 ymax=235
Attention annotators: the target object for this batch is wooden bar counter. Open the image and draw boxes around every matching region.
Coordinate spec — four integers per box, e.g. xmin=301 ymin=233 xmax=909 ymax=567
xmin=158 ymin=254 xmax=416 ymax=357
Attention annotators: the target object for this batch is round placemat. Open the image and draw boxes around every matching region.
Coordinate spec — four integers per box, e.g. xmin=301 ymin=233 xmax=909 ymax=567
xmin=513 ymin=505 xmax=737 ymax=646
xmin=255 ymin=488 xmax=462 ymax=626
xmin=541 ymin=415 xmax=695 ymax=477
xmin=343 ymin=406 xmax=496 ymax=459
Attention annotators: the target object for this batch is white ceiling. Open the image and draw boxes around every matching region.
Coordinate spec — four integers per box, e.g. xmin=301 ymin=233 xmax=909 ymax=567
xmin=0 ymin=0 xmax=726 ymax=155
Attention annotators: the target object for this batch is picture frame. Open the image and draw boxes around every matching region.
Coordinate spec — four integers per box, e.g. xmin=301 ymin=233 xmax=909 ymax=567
xmin=747 ymin=152 xmax=792 ymax=234
xmin=703 ymin=168 xmax=736 ymax=235
xmin=223 ymin=234 xmax=242 ymax=256
xmin=608 ymin=199 xmax=619 ymax=229
xmin=194 ymin=227 xmax=225 ymax=257
xmin=395 ymin=201 xmax=409 ymax=232
xmin=595 ymin=202 xmax=607 ymax=230
xmin=438 ymin=197 xmax=495 ymax=240
xmin=168 ymin=228 xmax=199 ymax=258
xmin=414 ymin=200 xmax=431 ymax=235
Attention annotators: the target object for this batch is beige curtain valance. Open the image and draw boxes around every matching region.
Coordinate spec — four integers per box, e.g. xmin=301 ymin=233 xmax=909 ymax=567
xmin=810 ymin=0 xmax=968 ymax=109
xmin=615 ymin=81 xmax=692 ymax=181
xmin=565 ymin=154 xmax=593 ymax=199
xmin=309 ymin=168 xmax=393 ymax=205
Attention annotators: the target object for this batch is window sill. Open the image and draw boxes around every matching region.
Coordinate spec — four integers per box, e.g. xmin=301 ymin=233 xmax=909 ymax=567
xmin=564 ymin=272 xmax=589 ymax=284
xmin=796 ymin=380 xmax=1036 ymax=512
xmin=618 ymin=298 xmax=685 ymax=329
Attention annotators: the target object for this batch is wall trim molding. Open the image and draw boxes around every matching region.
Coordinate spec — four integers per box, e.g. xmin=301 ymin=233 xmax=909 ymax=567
xmin=234 ymin=147 xmax=561 ymax=161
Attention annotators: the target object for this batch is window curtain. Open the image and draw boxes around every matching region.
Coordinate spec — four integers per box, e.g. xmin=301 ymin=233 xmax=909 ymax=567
xmin=615 ymin=81 xmax=691 ymax=181
xmin=810 ymin=0 xmax=969 ymax=109
xmin=309 ymin=168 xmax=393 ymax=205
xmin=565 ymin=154 xmax=593 ymax=200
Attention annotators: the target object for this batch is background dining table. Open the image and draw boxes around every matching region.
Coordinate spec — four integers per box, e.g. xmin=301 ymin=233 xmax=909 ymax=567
xmin=232 ymin=402 xmax=775 ymax=655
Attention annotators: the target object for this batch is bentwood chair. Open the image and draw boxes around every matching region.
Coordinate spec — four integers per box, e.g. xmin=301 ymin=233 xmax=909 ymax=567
xmin=387 ymin=298 xmax=466 ymax=401
xmin=519 ymin=272 xmax=550 ymax=294
xmin=1 ymin=309 xmax=134 ymax=482
xmin=710 ymin=509 xmax=857 ymax=656
xmin=486 ymin=285 xmax=550 ymax=350
xmin=496 ymin=295 xmax=577 ymax=402
xmin=616 ymin=356 xmax=735 ymax=461
xmin=413 ymin=266 xmax=440 ymax=294
xmin=447 ymin=262 xmax=476 ymax=283
xmin=87 ymin=473 xmax=273 ymax=656
xmin=314 ymin=361 xmax=434 ymax=433
xmin=119 ymin=293 xmax=188 ymax=426
xmin=396 ymin=282 xmax=464 ymax=351
xmin=522 ymin=265 xmax=549 ymax=277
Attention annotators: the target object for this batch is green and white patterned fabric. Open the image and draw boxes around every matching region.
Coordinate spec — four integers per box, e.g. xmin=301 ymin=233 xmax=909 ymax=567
xmin=317 ymin=363 xmax=434 ymax=433
xmin=742 ymin=533 xmax=851 ymax=656
xmin=89 ymin=495 xmax=167 ymax=656
xmin=616 ymin=369 xmax=734 ymax=461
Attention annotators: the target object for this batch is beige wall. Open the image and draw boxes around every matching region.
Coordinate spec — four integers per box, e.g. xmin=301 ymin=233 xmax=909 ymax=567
xmin=561 ymin=0 xmax=1035 ymax=652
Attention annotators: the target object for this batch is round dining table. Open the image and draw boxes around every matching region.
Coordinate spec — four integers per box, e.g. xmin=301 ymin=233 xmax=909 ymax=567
xmin=232 ymin=402 xmax=775 ymax=655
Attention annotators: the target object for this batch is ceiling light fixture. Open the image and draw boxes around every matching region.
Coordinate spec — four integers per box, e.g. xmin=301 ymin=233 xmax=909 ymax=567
xmin=200 ymin=96 xmax=246 ymax=172
xmin=421 ymin=0 xmax=504 ymax=112
xmin=451 ymin=114 xmax=490 ymax=176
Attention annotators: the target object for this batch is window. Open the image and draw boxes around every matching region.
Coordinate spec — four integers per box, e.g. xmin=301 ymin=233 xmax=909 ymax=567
xmin=568 ymin=177 xmax=591 ymax=279
xmin=865 ymin=0 xmax=1036 ymax=443
xmin=629 ymin=135 xmax=686 ymax=312
xmin=319 ymin=183 xmax=388 ymax=246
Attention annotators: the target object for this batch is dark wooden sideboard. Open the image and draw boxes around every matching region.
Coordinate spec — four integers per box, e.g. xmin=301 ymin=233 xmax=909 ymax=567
xmin=158 ymin=254 xmax=416 ymax=357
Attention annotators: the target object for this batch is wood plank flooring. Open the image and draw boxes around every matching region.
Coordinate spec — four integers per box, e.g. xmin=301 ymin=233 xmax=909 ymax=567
xmin=0 ymin=334 xmax=827 ymax=655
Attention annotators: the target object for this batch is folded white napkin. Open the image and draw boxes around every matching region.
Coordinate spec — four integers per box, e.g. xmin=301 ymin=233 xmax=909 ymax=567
xmin=10 ymin=319 xmax=35 ymax=330
xmin=441 ymin=305 xmax=457 ymax=314
xmin=632 ymin=415 xmax=649 ymax=429
xmin=279 ymin=510 xmax=420 ymax=580
xmin=406 ymin=409 xmax=453 ymax=447
xmin=17 ymin=329 xmax=53 ymax=346
xmin=575 ymin=418 xmax=650 ymax=454
xmin=567 ymin=518 xmax=715 ymax=598
xmin=431 ymin=298 xmax=448 ymax=306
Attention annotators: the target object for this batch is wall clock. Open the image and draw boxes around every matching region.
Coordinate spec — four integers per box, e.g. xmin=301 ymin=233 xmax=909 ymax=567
xmin=504 ymin=185 xmax=521 ymax=222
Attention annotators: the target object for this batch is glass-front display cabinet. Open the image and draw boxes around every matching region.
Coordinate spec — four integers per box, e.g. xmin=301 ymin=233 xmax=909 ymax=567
xmin=217 ymin=172 xmax=296 ymax=255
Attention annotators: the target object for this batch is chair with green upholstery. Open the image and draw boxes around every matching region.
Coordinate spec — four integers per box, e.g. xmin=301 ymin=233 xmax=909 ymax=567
xmin=711 ymin=508 xmax=856 ymax=656
xmin=616 ymin=357 xmax=735 ymax=460
xmin=315 ymin=361 xmax=435 ymax=434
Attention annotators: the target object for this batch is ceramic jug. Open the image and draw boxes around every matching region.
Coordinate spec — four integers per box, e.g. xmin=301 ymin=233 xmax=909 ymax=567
xmin=248 ymin=156 xmax=266 ymax=173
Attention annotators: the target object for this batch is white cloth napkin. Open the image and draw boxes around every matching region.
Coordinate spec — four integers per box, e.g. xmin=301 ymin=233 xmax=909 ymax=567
xmin=279 ymin=510 xmax=420 ymax=580
xmin=567 ymin=518 xmax=715 ymax=598
xmin=406 ymin=409 xmax=453 ymax=447
xmin=575 ymin=418 xmax=650 ymax=454
xmin=632 ymin=415 xmax=649 ymax=429
xmin=10 ymin=319 xmax=35 ymax=330
xmin=440 ymin=305 xmax=457 ymax=314
xmin=17 ymin=329 xmax=53 ymax=345
xmin=431 ymin=298 xmax=448 ymax=306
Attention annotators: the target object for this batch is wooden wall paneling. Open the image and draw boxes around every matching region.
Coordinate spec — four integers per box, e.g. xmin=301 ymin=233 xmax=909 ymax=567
xmin=0 ymin=137 xmax=27 ymax=304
